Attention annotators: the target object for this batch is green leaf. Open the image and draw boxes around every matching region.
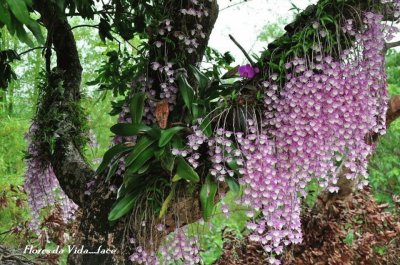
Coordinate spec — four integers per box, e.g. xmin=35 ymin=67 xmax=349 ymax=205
xmin=105 ymin=160 xmax=119 ymax=182
xmin=122 ymin=172 xmax=149 ymax=197
xmin=137 ymin=163 xmax=150 ymax=174
xmin=23 ymin=0 xmax=33 ymax=6
xmin=96 ymin=143 xmax=133 ymax=175
xmin=159 ymin=183 xmax=176 ymax=218
xmin=200 ymin=175 xmax=218 ymax=221
xmin=0 ymin=3 xmax=11 ymax=26
xmin=321 ymin=15 xmax=334 ymax=24
xmin=177 ymin=75 xmax=195 ymax=113
xmin=175 ymin=157 xmax=199 ymax=182
xmin=6 ymin=0 xmax=30 ymax=24
xmin=268 ymin=62 xmax=280 ymax=71
xmin=14 ymin=22 xmax=33 ymax=47
xmin=199 ymin=117 xmax=212 ymax=137
xmin=129 ymin=92 xmax=146 ymax=124
xmin=154 ymin=147 xmax=165 ymax=159
xmin=161 ymin=151 xmax=175 ymax=174
xmin=290 ymin=2 xmax=300 ymax=13
xmin=343 ymin=230 xmax=354 ymax=245
xmin=158 ymin=126 xmax=185 ymax=147
xmin=226 ymin=177 xmax=240 ymax=193
xmin=192 ymin=103 xmax=200 ymax=120
xmin=111 ymin=123 xmax=151 ymax=136
xmin=26 ymin=19 xmax=44 ymax=44
xmin=226 ymin=158 xmax=239 ymax=170
xmin=117 ymin=183 xmax=128 ymax=199
xmin=146 ymin=127 xmax=161 ymax=139
xmin=108 ymin=193 xmax=137 ymax=221
xmin=171 ymin=135 xmax=185 ymax=150
xmin=189 ymin=65 xmax=208 ymax=96
xmin=125 ymin=137 xmax=156 ymax=167
xmin=171 ymin=174 xmax=181 ymax=182
xmin=125 ymin=144 xmax=156 ymax=174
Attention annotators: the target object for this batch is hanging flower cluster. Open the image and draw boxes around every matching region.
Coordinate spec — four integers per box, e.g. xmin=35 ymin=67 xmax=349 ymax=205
xmin=129 ymin=228 xmax=200 ymax=265
xmin=234 ymin=12 xmax=388 ymax=261
xmin=237 ymin=125 xmax=303 ymax=254
xmin=150 ymin=62 xmax=179 ymax=107
xmin=111 ymin=103 xmax=138 ymax=178
xmin=172 ymin=121 xmax=208 ymax=169
xmin=179 ymin=0 xmax=209 ymax=54
xmin=159 ymin=230 xmax=200 ymax=265
xmin=24 ymin=123 xmax=78 ymax=231
xmin=208 ymin=128 xmax=241 ymax=182
xmin=146 ymin=0 xmax=211 ymax=113
xmin=173 ymin=124 xmax=243 ymax=181
xmin=114 ymin=103 xmax=135 ymax=145
xmin=129 ymin=246 xmax=158 ymax=265
xmin=382 ymin=0 xmax=400 ymax=18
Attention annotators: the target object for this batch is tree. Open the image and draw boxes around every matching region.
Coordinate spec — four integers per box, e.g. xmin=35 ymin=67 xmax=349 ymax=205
xmin=1 ymin=0 xmax=400 ymax=264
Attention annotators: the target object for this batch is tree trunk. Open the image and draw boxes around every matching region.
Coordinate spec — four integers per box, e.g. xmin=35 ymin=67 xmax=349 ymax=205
xmin=33 ymin=1 xmax=92 ymax=208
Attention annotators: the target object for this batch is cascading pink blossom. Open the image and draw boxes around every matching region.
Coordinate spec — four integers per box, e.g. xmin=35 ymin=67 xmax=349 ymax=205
xmin=129 ymin=228 xmax=200 ymax=265
xmin=236 ymin=12 xmax=388 ymax=262
xmin=24 ymin=122 xmax=78 ymax=231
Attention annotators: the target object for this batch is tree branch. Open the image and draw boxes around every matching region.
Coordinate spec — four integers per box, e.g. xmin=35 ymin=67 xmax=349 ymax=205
xmin=66 ymin=10 xmax=117 ymax=17
xmin=386 ymin=94 xmax=400 ymax=125
xmin=3 ymin=47 xmax=48 ymax=64
xmin=33 ymin=0 xmax=94 ymax=207
xmin=229 ymin=34 xmax=255 ymax=66
xmin=219 ymin=0 xmax=254 ymax=12
xmin=17 ymin=47 xmax=45 ymax=57
xmin=70 ymin=24 xmax=99 ymax=31
xmin=384 ymin=40 xmax=400 ymax=53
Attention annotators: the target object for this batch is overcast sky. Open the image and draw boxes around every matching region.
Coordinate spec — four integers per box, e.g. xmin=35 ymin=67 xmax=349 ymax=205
xmin=209 ymin=0 xmax=315 ymax=64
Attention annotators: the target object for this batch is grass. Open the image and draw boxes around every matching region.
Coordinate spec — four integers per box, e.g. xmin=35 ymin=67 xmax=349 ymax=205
xmin=0 ymin=112 xmax=32 ymax=247
xmin=0 ymin=115 xmax=30 ymax=186
xmin=368 ymin=84 xmax=400 ymax=208
xmin=368 ymin=118 xmax=400 ymax=207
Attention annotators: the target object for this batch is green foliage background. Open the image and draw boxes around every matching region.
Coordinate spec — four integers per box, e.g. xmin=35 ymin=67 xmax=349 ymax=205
xmin=368 ymin=49 xmax=400 ymax=209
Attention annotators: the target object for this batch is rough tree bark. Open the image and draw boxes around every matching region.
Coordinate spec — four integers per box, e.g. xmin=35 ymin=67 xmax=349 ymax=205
xmin=33 ymin=1 xmax=93 ymax=208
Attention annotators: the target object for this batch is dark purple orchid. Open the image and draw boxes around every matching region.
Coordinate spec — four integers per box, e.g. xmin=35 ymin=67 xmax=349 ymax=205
xmin=238 ymin=64 xmax=259 ymax=79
